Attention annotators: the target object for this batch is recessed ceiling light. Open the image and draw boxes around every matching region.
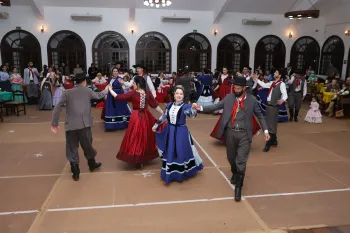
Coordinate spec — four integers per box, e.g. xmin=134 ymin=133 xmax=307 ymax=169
xmin=288 ymin=15 xmax=293 ymax=18
xmin=307 ymin=16 xmax=312 ymax=18
xmin=297 ymin=14 xmax=302 ymax=17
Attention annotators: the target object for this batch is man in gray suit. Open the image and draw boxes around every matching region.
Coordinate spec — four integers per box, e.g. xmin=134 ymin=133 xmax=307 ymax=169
xmin=51 ymin=73 xmax=109 ymax=181
xmin=175 ymin=70 xmax=195 ymax=103
xmin=193 ymin=76 xmax=270 ymax=201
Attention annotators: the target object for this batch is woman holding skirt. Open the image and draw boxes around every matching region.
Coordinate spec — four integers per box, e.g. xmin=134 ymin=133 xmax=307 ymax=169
xmin=108 ymin=76 xmax=164 ymax=168
xmin=153 ymin=85 xmax=204 ymax=184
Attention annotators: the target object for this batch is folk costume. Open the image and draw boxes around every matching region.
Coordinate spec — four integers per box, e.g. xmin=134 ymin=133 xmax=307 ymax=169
xmin=23 ymin=65 xmax=40 ymax=104
xmin=304 ymin=101 xmax=322 ymax=123
xmin=108 ymin=89 xmax=164 ymax=164
xmin=103 ymin=75 xmax=131 ymax=130
xmin=287 ymin=71 xmax=307 ymax=122
xmin=213 ymin=73 xmax=232 ymax=114
xmin=39 ymin=77 xmax=53 ymax=110
xmin=51 ymin=74 xmax=108 ymax=181
xmin=153 ymin=102 xmax=203 ymax=184
xmin=199 ymin=76 xmax=268 ymax=201
xmin=255 ymin=76 xmax=288 ymax=152
xmin=196 ymin=74 xmax=214 ymax=106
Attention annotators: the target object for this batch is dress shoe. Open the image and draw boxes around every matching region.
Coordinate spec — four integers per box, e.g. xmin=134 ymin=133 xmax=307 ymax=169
xmin=263 ymin=141 xmax=271 ymax=152
xmin=88 ymin=158 xmax=102 ymax=172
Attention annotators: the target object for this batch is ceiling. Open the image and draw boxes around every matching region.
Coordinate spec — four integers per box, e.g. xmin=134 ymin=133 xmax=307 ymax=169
xmin=7 ymin=0 xmax=350 ymax=15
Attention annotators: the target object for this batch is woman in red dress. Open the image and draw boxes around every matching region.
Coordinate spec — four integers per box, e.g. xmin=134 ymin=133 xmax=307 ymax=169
xmin=213 ymin=67 xmax=233 ymax=114
xmin=108 ymin=76 xmax=164 ymax=168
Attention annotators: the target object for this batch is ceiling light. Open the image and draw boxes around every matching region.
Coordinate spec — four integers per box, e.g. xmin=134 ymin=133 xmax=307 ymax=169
xmin=144 ymin=0 xmax=172 ymax=8
xmin=284 ymin=10 xmax=320 ymax=19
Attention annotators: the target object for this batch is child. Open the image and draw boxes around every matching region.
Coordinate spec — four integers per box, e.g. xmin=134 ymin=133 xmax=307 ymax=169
xmin=304 ymin=96 xmax=322 ymax=123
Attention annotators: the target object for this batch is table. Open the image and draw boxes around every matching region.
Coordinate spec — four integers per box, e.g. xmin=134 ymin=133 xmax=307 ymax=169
xmin=322 ymin=92 xmax=336 ymax=103
xmin=0 ymin=91 xmax=13 ymax=101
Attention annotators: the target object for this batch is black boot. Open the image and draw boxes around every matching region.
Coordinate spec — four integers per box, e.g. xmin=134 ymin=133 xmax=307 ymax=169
xmin=294 ymin=110 xmax=299 ymax=122
xmin=88 ymin=158 xmax=102 ymax=172
xmin=70 ymin=163 xmax=80 ymax=181
xmin=263 ymin=139 xmax=271 ymax=152
xmin=234 ymin=174 xmax=244 ymax=202
xmin=289 ymin=108 xmax=294 ymax=121
xmin=270 ymin=134 xmax=278 ymax=147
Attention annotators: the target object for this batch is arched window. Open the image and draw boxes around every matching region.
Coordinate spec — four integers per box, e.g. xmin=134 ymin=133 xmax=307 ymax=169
xmin=47 ymin=30 xmax=86 ymax=74
xmin=136 ymin=31 xmax=171 ymax=73
xmin=1 ymin=30 xmax=42 ymax=72
xmin=254 ymin=35 xmax=286 ymax=71
xmin=217 ymin=34 xmax=249 ymax=72
xmin=290 ymin=36 xmax=320 ymax=72
xmin=320 ymin=36 xmax=345 ymax=75
xmin=178 ymin=33 xmax=211 ymax=72
xmin=92 ymin=31 xmax=129 ymax=75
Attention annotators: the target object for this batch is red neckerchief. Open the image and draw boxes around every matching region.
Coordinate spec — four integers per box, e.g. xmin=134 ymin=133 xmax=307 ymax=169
xmin=295 ymin=77 xmax=301 ymax=86
xmin=231 ymin=92 xmax=246 ymax=125
xmin=28 ymin=67 xmax=34 ymax=78
xmin=268 ymin=79 xmax=281 ymax=96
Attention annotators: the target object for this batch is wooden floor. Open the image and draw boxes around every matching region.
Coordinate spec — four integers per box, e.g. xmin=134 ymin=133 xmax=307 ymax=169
xmin=0 ymin=103 xmax=350 ymax=233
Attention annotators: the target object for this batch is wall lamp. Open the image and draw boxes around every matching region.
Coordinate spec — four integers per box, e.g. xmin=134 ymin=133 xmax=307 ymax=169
xmin=214 ymin=29 xmax=218 ymax=36
xmin=41 ymin=25 xmax=44 ymax=33
xmin=345 ymin=30 xmax=350 ymax=36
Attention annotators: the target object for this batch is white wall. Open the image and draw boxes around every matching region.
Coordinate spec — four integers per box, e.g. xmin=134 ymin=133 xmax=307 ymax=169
xmin=0 ymin=5 xmax=347 ymax=78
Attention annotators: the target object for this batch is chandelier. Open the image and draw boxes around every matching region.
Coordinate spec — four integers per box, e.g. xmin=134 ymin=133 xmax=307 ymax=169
xmin=143 ymin=0 xmax=172 ymax=8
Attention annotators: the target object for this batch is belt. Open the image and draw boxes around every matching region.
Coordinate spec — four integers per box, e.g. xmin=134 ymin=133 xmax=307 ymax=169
xmin=231 ymin=127 xmax=246 ymax=131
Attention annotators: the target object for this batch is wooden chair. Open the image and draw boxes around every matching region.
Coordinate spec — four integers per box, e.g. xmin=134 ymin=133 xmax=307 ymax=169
xmin=4 ymin=90 xmax=27 ymax=117
xmin=0 ymin=100 xmax=5 ymax=122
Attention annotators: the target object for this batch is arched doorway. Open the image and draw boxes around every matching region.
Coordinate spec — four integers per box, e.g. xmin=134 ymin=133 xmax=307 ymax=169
xmin=217 ymin=33 xmax=249 ymax=72
xmin=92 ymin=31 xmax=129 ymax=75
xmin=320 ymin=36 xmax=345 ymax=76
xmin=47 ymin=30 xmax=86 ymax=74
xmin=177 ymin=32 xmax=211 ymax=72
xmin=254 ymin=35 xmax=286 ymax=71
xmin=347 ymin=48 xmax=350 ymax=78
xmin=1 ymin=30 xmax=42 ymax=72
xmin=136 ymin=31 xmax=171 ymax=73
xmin=290 ymin=36 xmax=320 ymax=72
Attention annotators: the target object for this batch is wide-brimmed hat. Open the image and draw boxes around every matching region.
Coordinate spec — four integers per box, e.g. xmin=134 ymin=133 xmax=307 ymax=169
xmin=229 ymin=76 xmax=247 ymax=86
xmin=132 ymin=64 xmax=146 ymax=70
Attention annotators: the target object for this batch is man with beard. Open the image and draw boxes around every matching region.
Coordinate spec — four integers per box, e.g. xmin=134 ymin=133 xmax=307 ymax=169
xmin=253 ymin=68 xmax=288 ymax=152
xmin=287 ymin=70 xmax=307 ymax=122
xmin=192 ymin=76 xmax=270 ymax=201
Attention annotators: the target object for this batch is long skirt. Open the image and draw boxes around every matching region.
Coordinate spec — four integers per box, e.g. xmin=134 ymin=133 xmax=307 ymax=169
xmin=39 ymin=89 xmax=53 ymax=110
xmin=52 ymin=87 xmax=63 ymax=106
xmin=103 ymin=90 xmax=131 ymax=130
xmin=156 ymin=123 xmax=203 ymax=184
xmin=11 ymin=83 xmax=28 ymax=103
xmin=117 ymin=110 xmax=160 ymax=164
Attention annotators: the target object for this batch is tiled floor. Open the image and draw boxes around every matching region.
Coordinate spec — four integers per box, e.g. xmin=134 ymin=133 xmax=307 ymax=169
xmin=1 ymin=105 xmax=350 ymax=233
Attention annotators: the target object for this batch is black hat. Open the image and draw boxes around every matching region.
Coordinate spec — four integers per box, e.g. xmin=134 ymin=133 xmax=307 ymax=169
xmin=132 ymin=64 xmax=146 ymax=70
xmin=229 ymin=76 xmax=247 ymax=86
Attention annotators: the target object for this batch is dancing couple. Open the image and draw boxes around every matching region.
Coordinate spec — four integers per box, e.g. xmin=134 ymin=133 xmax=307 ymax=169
xmin=51 ymin=73 xmax=203 ymax=185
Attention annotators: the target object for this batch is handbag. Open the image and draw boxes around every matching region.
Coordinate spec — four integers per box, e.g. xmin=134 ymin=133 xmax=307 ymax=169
xmin=335 ymin=109 xmax=344 ymax=118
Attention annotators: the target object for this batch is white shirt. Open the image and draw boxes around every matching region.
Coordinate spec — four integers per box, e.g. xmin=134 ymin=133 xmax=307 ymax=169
xmin=169 ymin=104 xmax=182 ymax=124
xmin=287 ymin=75 xmax=307 ymax=97
xmin=256 ymin=80 xmax=288 ymax=102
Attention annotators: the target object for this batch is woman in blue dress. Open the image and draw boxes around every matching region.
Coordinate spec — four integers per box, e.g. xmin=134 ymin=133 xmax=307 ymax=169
xmin=103 ymin=68 xmax=131 ymax=130
xmin=196 ymin=69 xmax=214 ymax=106
xmin=256 ymin=88 xmax=288 ymax=122
xmin=152 ymin=85 xmax=204 ymax=184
